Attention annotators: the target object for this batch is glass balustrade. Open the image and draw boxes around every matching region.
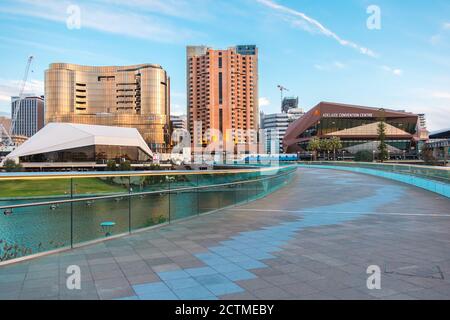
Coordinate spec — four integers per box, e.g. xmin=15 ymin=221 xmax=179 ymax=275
xmin=0 ymin=166 xmax=297 ymax=263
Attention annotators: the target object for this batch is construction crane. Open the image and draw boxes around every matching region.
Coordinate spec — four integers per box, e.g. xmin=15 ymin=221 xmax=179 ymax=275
xmin=1 ymin=56 xmax=34 ymax=148
xmin=277 ymin=84 xmax=289 ymax=107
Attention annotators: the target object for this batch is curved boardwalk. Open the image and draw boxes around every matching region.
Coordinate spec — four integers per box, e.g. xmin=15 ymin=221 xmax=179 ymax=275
xmin=1 ymin=167 xmax=450 ymax=300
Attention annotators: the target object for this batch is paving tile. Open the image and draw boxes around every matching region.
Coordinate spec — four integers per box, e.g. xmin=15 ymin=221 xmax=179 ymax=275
xmin=165 ymin=277 xmax=201 ymax=290
xmin=126 ymin=273 xmax=160 ymax=285
xmin=222 ymin=270 xmax=257 ymax=281
xmin=157 ymin=270 xmax=190 ymax=281
xmin=205 ymin=282 xmax=245 ymax=296
xmin=151 ymin=263 xmax=181 ymax=273
xmin=194 ymin=274 xmax=230 ymax=286
xmin=211 ymin=263 xmax=244 ymax=273
xmin=252 ymin=286 xmax=292 ymax=300
xmin=282 ymin=282 xmax=321 ymax=297
xmin=185 ymin=267 xmax=218 ymax=277
xmin=235 ymin=259 xmax=267 ymax=270
xmin=219 ymin=291 xmax=258 ymax=300
xmin=173 ymin=285 xmax=216 ymax=300
xmin=139 ymin=290 xmax=179 ymax=300
xmin=133 ymin=282 xmax=172 ymax=295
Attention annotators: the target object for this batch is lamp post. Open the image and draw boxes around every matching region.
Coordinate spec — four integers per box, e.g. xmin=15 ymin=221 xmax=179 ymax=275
xmin=373 ymin=150 xmax=376 ymax=162
xmin=388 ymin=150 xmax=391 ymax=161
xmin=342 ymin=150 xmax=346 ymax=161
xmin=403 ymin=150 xmax=406 ymax=161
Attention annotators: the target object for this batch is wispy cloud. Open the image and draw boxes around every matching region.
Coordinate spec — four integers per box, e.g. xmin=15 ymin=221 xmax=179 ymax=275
xmin=0 ymin=79 xmax=44 ymax=101
xmin=255 ymin=0 xmax=377 ymax=57
xmin=259 ymin=97 xmax=271 ymax=108
xmin=0 ymin=35 xmax=99 ymax=58
xmin=314 ymin=61 xmax=346 ymax=71
xmin=381 ymin=65 xmax=403 ymax=76
xmin=0 ymin=0 xmax=202 ymax=43
xmin=430 ymin=22 xmax=450 ymax=46
xmin=98 ymin=0 xmax=210 ymax=20
xmin=0 ymin=79 xmax=45 ymax=113
xmin=431 ymin=91 xmax=450 ymax=100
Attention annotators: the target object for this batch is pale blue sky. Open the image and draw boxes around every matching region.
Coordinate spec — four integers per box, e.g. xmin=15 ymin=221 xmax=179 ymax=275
xmin=0 ymin=0 xmax=449 ymax=130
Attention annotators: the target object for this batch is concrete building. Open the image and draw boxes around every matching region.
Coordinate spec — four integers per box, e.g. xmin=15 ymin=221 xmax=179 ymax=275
xmin=0 ymin=116 xmax=11 ymax=133
xmin=170 ymin=115 xmax=187 ymax=131
xmin=262 ymin=108 xmax=305 ymax=154
xmin=11 ymin=95 xmax=45 ymax=137
xmin=45 ymin=63 xmax=170 ymax=153
xmin=418 ymin=113 xmax=427 ymax=130
xmin=187 ymin=45 xmax=258 ymax=149
xmin=262 ymin=112 xmax=289 ymax=153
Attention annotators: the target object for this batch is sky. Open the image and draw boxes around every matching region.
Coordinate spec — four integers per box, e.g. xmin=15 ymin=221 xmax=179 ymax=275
xmin=0 ymin=0 xmax=449 ymax=131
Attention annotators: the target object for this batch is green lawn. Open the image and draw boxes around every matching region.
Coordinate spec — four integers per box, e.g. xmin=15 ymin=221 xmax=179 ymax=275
xmin=0 ymin=178 xmax=127 ymax=198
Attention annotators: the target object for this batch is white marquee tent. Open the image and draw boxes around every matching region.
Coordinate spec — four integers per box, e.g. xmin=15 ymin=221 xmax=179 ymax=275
xmin=5 ymin=123 xmax=153 ymax=162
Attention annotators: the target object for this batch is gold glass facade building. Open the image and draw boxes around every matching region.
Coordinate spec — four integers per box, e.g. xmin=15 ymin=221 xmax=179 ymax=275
xmin=45 ymin=63 xmax=170 ymax=152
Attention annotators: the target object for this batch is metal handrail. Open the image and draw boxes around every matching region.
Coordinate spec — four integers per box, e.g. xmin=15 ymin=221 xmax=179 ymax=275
xmin=0 ymin=169 xmax=295 ymax=210
xmin=0 ymin=165 xmax=294 ymax=181
xmin=300 ymin=162 xmax=449 ymax=184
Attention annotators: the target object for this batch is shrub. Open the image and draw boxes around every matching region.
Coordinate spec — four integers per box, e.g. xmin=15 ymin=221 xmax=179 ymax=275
xmin=106 ymin=160 xmax=117 ymax=171
xmin=2 ymin=159 xmax=23 ymax=172
xmin=119 ymin=160 xmax=132 ymax=171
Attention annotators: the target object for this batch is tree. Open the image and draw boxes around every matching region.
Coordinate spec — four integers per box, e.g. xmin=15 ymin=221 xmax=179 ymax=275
xmin=307 ymin=137 xmax=321 ymax=161
xmin=329 ymin=136 xmax=343 ymax=160
xmin=320 ymin=139 xmax=333 ymax=160
xmin=421 ymin=144 xmax=437 ymax=165
xmin=106 ymin=160 xmax=117 ymax=171
xmin=2 ymin=159 xmax=23 ymax=172
xmin=377 ymin=109 xmax=389 ymax=162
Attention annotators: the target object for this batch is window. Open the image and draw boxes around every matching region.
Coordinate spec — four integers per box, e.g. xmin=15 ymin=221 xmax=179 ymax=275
xmin=218 ymin=72 xmax=223 ymax=104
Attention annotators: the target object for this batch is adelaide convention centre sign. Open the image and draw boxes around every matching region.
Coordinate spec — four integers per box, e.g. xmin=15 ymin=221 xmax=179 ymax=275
xmin=322 ymin=112 xmax=373 ymax=118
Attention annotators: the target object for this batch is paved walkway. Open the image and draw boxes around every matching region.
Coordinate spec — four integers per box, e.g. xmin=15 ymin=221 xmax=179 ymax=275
xmin=1 ymin=167 xmax=450 ymax=300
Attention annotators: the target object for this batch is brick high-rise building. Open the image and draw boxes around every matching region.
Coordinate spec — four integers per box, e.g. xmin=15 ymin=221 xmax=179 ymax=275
xmin=187 ymin=45 xmax=259 ymax=150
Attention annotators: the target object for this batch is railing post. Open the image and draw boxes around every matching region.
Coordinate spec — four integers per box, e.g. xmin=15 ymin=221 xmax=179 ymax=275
xmin=196 ymin=175 xmax=200 ymax=216
xmin=70 ymin=178 xmax=73 ymax=249
xmin=128 ymin=176 xmax=131 ymax=234
xmin=234 ymin=179 xmax=238 ymax=206
xmin=246 ymin=174 xmax=250 ymax=203
xmin=168 ymin=176 xmax=171 ymax=224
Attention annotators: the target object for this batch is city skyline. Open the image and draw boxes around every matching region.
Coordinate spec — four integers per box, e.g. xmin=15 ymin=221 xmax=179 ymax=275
xmin=0 ymin=0 xmax=449 ymax=131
